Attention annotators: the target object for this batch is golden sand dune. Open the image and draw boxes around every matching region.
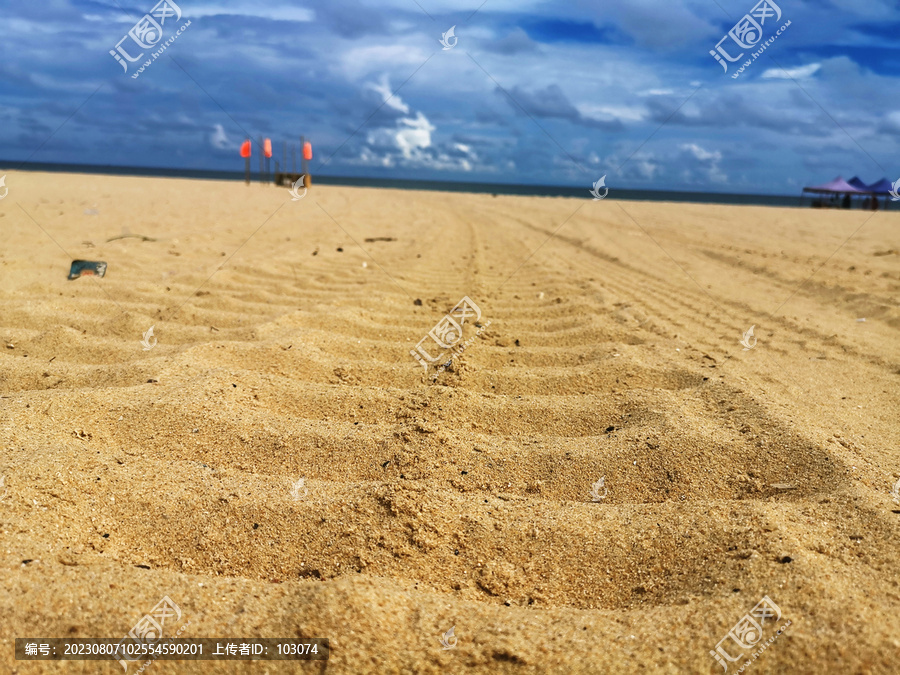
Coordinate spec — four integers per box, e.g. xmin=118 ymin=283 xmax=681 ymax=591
xmin=1 ymin=172 xmax=899 ymax=673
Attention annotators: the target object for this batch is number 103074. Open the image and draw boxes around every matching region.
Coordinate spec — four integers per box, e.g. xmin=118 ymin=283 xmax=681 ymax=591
xmin=278 ymin=643 xmax=318 ymax=655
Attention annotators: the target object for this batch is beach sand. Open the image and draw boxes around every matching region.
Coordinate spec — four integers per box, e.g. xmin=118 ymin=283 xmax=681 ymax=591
xmin=1 ymin=171 xmax=899 ymax=673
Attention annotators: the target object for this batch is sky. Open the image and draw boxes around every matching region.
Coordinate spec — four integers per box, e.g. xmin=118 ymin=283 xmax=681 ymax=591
xmin=2 ymin=0 xmax=899 ymax=194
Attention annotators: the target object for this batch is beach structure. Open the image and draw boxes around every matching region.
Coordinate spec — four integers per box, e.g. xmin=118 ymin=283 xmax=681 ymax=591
xmin=241 ymin=137 xmax=312 ymax=188
xmin=802 ymin=176 xmax=894 ymax=210
xmin=273 ymin=137 xmax=313 ymax=188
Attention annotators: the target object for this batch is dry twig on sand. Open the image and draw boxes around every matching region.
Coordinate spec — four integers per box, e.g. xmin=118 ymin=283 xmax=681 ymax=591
xmin=106 ymin=233 xmax=157 ymax=242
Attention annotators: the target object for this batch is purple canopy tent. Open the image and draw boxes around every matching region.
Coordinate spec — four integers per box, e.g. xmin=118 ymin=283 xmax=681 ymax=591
xmin=802 ymin=176 xmax=894 ymax=210
xmin=802 ymin=176 xmax=867 ymax=194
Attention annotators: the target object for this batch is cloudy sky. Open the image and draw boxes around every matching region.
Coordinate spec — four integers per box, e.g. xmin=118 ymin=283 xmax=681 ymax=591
xmin=3 ymin=0 xmax=899 ymax=194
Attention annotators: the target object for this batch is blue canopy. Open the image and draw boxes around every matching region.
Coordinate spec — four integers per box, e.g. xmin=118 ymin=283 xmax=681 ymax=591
xmin=866 ymin=178 xmax=896 ymax=194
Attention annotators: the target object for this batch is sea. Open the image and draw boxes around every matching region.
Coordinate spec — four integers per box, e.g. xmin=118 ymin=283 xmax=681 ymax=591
xmin=3 ymin=160 xmax=889 ymax=210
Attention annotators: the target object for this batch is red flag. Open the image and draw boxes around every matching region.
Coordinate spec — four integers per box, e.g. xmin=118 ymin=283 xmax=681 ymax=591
xmin=240 ymin=140 xmax=251 ymax=158
xmin=263 ymin=138 xmax=273 ymax=158
xmin=303 ymin=141 xmax=312 ymax=161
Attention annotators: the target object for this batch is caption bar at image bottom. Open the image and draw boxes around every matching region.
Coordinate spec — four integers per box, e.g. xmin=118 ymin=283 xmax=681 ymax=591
xmin=15 ymin=638 xmax=329 ymax=661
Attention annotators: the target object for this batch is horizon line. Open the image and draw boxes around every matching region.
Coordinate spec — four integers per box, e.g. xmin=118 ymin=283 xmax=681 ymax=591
xmin=1 ymin=159 xmax=817 ymax=205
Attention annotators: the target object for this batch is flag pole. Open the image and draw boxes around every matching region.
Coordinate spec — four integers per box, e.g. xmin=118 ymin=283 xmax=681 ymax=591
xmin=301 ymin=136 xmax=311 ymax=188
xmin=240 ymin=139 xmax=251 ymax=185
xmin=300 ymin=136 xmax=307 ymax=175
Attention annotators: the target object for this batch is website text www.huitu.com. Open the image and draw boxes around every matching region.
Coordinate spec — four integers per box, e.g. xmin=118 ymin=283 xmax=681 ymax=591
xmin=735 ymin=619 xmax=792 ymax=673
xmin=732 ymin=20 xmax=791 ymax=79
xmin=131 ymin=20 xmax=191 ymax=79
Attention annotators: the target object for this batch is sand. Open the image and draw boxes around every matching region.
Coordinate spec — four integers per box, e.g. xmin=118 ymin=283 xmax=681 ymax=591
xmin=1 ymin=171 xmax=899 ymax=674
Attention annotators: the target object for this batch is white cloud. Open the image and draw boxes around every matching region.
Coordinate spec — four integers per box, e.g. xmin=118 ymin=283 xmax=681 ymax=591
xmin=761 ymin=63 xmax=821 ymax=79
xmin=578 ymin=103 xmax=645 ymax=123
xmin=681 ymin=143 xmax=721 ymax=162
xmin=364 ymin=114 xmax=431 ymax=158
xmin=679 ymin=144 xmax=726 ymax=183
xmin=187 ymin=6 xmax=315 ymax=22
xmin=340 ymin=44 xmax=430 ymax=79
xmin=884 ymin=111 xmax=900 ymax=132
xmin=365 ymin=74 xmax=409 ymax=114
xmin=394 ymin=112 xmax=435 ymax=158
xmin=632 ymin=158 xmax=659 ymax=180
xmin=210 ymin=124 xmax=231 ymax=150
xmin=359 ymin=100 xmax=481 ymax=172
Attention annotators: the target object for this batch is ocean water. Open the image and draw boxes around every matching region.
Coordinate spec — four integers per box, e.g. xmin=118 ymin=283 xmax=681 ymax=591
xmin=4 ymin=160 xmax=892 ymax=210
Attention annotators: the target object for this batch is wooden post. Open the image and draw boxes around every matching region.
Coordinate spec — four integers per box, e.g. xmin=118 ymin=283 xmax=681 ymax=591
xmin=300 ymin=136 xmax=308 ymax=176
xmin=301 ymin=137 xmax=312 ymax=188
xmin=240 ymin=139 xmax=251 ymax=185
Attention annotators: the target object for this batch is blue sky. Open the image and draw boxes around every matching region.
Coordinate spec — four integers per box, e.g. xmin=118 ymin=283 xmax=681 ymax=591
xmin=2 ymin=0 xmax=899 ymax=194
